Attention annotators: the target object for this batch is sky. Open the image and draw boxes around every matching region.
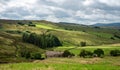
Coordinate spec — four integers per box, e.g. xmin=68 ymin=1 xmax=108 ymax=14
xmin=0 ymin=0 xmax=120 ymax=25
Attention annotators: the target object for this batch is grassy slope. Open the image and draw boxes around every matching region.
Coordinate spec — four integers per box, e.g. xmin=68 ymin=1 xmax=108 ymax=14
xmin=0 ymin=20 xmax=120 ymax=60
xmin=0 ymin=31 xmax=44 ymax=63
xmin=54 ymin=44 xmax=120 ymax=55
xmin=1 ymin=20 xmax=120 ymax=46
xmin=0 ymin=57 xmax=120 ymax=70
xmin=35 ymin=22 xmax=120 ymax=46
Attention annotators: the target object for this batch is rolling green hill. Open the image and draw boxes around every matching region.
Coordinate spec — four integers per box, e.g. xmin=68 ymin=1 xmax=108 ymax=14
xmin=0 ymin=19 xmax=120 ymax=46
xmin=0 ymin=20 xmax=120 ymax=45
xmin=0 ymin=19 xmax=120 ymax=63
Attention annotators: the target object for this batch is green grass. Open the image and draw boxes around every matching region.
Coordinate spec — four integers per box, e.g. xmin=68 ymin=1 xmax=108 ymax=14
xmin=0 ymin=20 xmax=120 ymax=69
xmin=36 ymin=24 xmax=54 ymax=29
xmin=0 ymin=57 xmax=120 ymax=70
xmin=54 ymin=45 xmax=120 ymax=55
xmin=1 ymin=21 xmax=120 ymax=46
xmin=88 ymin=32 xmax=113 ymax=39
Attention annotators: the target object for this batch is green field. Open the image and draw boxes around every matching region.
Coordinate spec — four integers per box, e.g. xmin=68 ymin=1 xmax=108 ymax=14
xmin=0 ymin=20 xmax=120 ymax=70
xmin=54 ymin=45 xmax=120 ymax=55
xmin=0 ymin=44 xmax=120 ymax=70
xmin=0 ymin=57 xmax=120 ymax=70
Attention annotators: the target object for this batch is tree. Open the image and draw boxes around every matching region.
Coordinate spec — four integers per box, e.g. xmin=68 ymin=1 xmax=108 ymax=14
xmin=62 ymin=50 xmax=74 ymax=57
xmin=19 ymin=47 xmax=30 ymax=59
xmin=28 ymin=22 xmax=36 ymax=27
xmin=22 ymin=32 xmax=30 ymax=42
xmin=110 ymin=50 xmax=120 ymax=56
xmin=28 ymin=33 xmax=37 ymax=44
xmin=80 ymin=42 xmax=86 ymax=47
xmin=110 ymin=37 xmax=115 ymax=40
xmin=79 ymin=50 xmax=93 ymax=58
xmin=114 ymin=34 xmax=120 ymax=39
xmin=22 ymin=33 xmax=62 ymax=49
xmin=31 ymin=52 xmax=42 ymax=59
xmin=18 ymin=22 xmax=24 ymax=25
xmin=93 ymin=49 xmax=104 ymax=57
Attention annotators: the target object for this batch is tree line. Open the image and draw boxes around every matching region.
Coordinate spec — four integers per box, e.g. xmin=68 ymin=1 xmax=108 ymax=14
xmin=62 ymin=49 xmax=120 ymax=58
xmin=22 ymin=32 xmax=62 ymax=49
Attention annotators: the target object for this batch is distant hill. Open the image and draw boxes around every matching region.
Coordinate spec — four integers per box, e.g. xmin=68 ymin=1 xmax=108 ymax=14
xmin=93 ymin=23 xmax=120 ymax=27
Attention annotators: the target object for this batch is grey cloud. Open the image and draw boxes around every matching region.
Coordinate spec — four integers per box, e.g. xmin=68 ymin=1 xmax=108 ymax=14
xmin=0 ymin=0 xmax=120 ymax=24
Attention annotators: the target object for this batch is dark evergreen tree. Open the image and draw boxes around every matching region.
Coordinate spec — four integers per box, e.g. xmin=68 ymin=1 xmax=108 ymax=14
xmin=28 ymin=33 xmax=37 ymax=44
xmin=22 ymin=33 xmax=62 ymax=49
xmin=22 ymin=32 xmax=30 ymax=42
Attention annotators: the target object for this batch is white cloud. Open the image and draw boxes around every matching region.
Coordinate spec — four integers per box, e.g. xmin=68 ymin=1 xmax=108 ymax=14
xmin=83 ymin=0 xmax=94 ymax=6
xmin=46 ymin=0 xmax=65 ymax=4
xmin=45 ymin=15 xmax=60 ymax=22
xmin=0 ymin=0 xmax=120 ymax=24
xmin=99 ymin=0 xmax=120 ymax=6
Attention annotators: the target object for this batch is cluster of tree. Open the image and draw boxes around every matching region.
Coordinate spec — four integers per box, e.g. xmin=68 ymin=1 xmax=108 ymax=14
xmin=18 ymin=21 xmax=36 ymax=27
xmin=28 ymin=22 xmax=36 ymax=27
xmin=0 ymin=23 xmax=3 ymax=28
xmin=110 ymin=37 xmax=115 ymax=40
xmin=114 ymin=34 xmax=120 ymax=39
xmin=79 ymin=50 xmax=93 ymax=58
xmin=62 ymin=50 xmax=75 ymax=57
xmin=18 ymin=22 xmax=25 ymax=25
xmin=94 ymin=26 xmax=100 ymax=29
xmin=110 ymin=50 xmax=120 ymax=56
xmin=19 ymin=47 xmax=43 ymax=59
xmin=79 ymin=49 xmax=104 ymax=58
xmin=22 ymin=32 xmax=62 ymax=49
xmin=62 ymin=49 xmax=104 ymax=58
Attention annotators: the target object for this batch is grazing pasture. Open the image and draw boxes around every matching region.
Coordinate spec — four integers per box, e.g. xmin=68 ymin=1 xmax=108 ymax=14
xmin=0 ymin=57 xmax=120 ymax=70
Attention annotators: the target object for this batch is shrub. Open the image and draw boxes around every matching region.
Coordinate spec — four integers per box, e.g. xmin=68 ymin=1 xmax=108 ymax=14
xmin=110 ymin=37 xmax=115 ymax=40
xmin=31 ymin=52 xmax=42 ymax=59
xmin=18 ymin=22 xmax=24 ymax=25
xmin=93 ymin=49 xmax=104 ymax=57
xmin=62 ymin=50 xmax=74 ymax=57
xmin=114 ymin=34 xmax=120 ymax=39
xmin=79 ymin=50 xmax=93 ymax=58
xmin=6 ymin=30 xmax=22 ymax=34
xmin=94 ymin=26 xmax=100 ymax=29
xmin=28 ymin=24 xmax=36 ymax=27
xmin=29 ymin=21 xmax=33 ymax=24
xmin=19 ymin=48 xmax=31 ymax=59
xmin=110 ymin=50 xmax=120 ymax=56
xmin=80 ymin=42 xmax=86 ymax=47
xmin=28 ymin=22 xmax=36 ymax=27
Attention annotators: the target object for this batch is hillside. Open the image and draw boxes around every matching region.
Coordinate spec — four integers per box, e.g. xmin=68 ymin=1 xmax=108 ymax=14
xmin=0 ymin=19 xmax=120 ymax=46
xmin=0 ymin=19 xmax=120 ymax=63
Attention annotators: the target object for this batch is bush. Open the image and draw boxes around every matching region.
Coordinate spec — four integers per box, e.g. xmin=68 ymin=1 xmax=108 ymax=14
xmin=114 ymin=34 xmax=120 ymax=39
xmin=110 ymin=50 xmax=120 ymax=56
xmin=28 ymin=22 xmax=36 ymax=27
xmin=110 ymin=37 xmax=115 ymax=40
xmin=6 ymin=30 xmax=22 ymax=34
xmin=94 ymin=26 xmax=100 ymax=29
xmin=93 ymin=49 xmax=104 ymax=57
xmin=62 ymin=50 xmax=74 ymax=57
xmin=31 ymin=52 xmax=42 ymax=59
xmin=80 ymin=42 xmax=86 ymax=47
xmin=18 ymin=22 xmax=24 ymax=25
xmin=19 ymin=48 xmax=31 ymax=59
xmin=79 ymin=50 xmax=93 ymax=58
